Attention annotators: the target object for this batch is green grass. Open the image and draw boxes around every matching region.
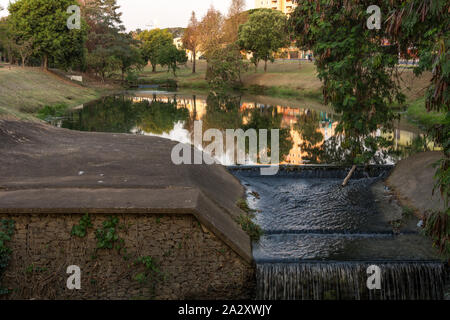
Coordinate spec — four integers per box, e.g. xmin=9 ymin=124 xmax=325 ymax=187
xmin=139 ymin=60 xmax=323 ymax=99
xmin=406 ymin=97 xmax=446 ymax=128
xmin=138 ymin=62 xmax=208 ymax=90
xmin=0 ymin=66 xmax=105 ymax=120
xmin=245 ymin=84 xmax=322 ymax=101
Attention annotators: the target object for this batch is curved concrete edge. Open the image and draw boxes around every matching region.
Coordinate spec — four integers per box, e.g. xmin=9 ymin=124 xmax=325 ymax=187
xmin=0 ymin=187 xmax=253 ymax=265
xmin=386 ymin=151 xmax=445 ymax=215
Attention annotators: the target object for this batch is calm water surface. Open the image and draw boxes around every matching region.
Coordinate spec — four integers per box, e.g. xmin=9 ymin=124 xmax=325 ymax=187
xmin=51 ymin=89 xmax=433 ymax=165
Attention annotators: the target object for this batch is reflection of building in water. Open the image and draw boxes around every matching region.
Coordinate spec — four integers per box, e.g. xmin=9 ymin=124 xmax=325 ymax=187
xmin=240 ymin=103 xmax=337 ymax=165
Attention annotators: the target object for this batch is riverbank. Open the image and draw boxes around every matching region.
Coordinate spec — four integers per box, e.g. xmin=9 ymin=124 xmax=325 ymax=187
xmin=0 ymin=64 xmax=117 ymax=121
xmin=138 ymin=60 xmax=322 ymax=100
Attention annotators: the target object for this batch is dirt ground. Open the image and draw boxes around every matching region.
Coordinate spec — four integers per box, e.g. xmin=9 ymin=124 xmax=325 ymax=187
xmin=386 ymin=151 xmax=445 ymax=216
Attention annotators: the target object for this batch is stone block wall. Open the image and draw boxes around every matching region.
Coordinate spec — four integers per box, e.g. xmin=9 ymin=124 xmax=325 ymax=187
xmin=0 ymin=213 xmax=255 ymax=300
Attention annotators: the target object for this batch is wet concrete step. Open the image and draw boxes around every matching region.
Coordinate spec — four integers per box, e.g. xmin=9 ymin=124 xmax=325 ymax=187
xmin=253 ymin=233 xmax=442 ymax=263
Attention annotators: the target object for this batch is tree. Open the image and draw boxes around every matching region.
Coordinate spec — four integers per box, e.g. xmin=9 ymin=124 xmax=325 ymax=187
xmin=0 ymin=17 xmax=12 ymax=63
xmin=11 ymin=37 xmax=35 ymax=67
xmin=223 ymin=0 xmax=248 ymax=44
xmin=198 ymin=6 xmax=224 ymax=61
xmin=137 ymin=28 xmax=173 ymax=72
xmin=238 ymin=9 xmax=289 ymax=72
xmin=207 ymin=43 xmax=248 ymax=90
xmin=197 ymin=5 xmax=224 ymax=81
xmin=111 ymin=33 xmax=145 ymax=82
xmin=384 ymin=0 xmax=449 ymax=258
xmin=8 ymin=0 xmax=87 ymax=70
xmin=82 ymin=0 xmax=140 ymax=81
xmin=182 ymin=11 xmax=200 ymax=73
xmin=292 ymin=1 xmax=408 ymax=179
xmin=158 ymin=43 xmax=187 ymax=76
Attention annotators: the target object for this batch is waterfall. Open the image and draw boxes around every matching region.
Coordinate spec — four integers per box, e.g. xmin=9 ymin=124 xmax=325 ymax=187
xmin=256 ymin=262 xmax=446 ymax=300
xmin=231 ymin=166 xmax=446 ymax=300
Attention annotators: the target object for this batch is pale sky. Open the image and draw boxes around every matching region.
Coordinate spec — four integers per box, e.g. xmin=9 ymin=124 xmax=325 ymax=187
xmin=0 ymin=0 xmax=253 ymax=31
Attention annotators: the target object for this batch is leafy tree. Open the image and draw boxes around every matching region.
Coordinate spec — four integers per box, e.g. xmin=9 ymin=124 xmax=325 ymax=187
xmin=291 ymin=1 xmax=405 ymax=175
xmin=385 ymin=0 xmax=449 ymax=205
xmin=0 ymin=17 xmax=13 ymax=63
xmin=112 ymin=34 xmax=144 ymax=82
xmin=8 ymin=0 xmax=87 ymax=70
xmin=137 ymin=28 xmax=173 ymax=72
xmin=158 ymin=43 xmax=188 ymax=76
xmin=182 ymin=11 xmax=200 ymax=73
xmin=207 ymin=43 xmax=248 ymax=90
xmin=238 ymin=9 xmax=289 ymax=72
xmin=384 ymin=0 xmax=449 ymax=258
xmin=82 ymin=0 xmax=140 ymax=81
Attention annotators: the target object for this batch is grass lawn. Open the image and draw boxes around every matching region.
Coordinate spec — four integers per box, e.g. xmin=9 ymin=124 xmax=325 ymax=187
xmin=0 ymin=65 xmax=105 ymax=120
xmin=139 ymin=60 xmax=323 ymax=99
xmin=405 ymin=96 xmax=446 ymax=128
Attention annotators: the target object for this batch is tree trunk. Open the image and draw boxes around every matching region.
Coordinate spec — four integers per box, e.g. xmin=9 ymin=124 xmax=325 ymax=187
xmin=42 ymin=54 xmax=48 ymax=70
xmin=192 ymin=49 xmax=196 ymax=74
xmin=205 ymin=62 xmax=213 ymax=81
xmin=152 ymin=63 xmax=156 ymax=73
xmin=264 ymin=60 xmax=268 ymax=72
xmin=21 ymin=56 xmax=25 ymax=68
xmin=342 ymin=165 xmax=357 ymax=187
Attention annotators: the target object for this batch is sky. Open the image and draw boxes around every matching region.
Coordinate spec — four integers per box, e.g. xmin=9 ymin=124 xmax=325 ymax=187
xmin=0 ymin=0 xmax=253 ymax=31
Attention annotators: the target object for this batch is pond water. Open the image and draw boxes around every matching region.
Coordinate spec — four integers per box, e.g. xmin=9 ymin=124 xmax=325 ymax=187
xmin=50 ymin=89 xmax=434 ymax=166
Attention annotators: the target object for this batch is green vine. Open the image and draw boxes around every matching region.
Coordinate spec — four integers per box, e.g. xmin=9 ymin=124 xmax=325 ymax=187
xmin=95 ymin=216 xmax=125 ymax=253
xmin=71 ymin=213 xmax=93 ymax=238
xmin=133 ymin=256 xmax=163 ymax=298
xmin=423 ymin=210 xmax=450 ymax=261
xmin=0 ymin=219 xmax=15 ymax=295
xmin=236 ymin=199 xmax=263 ymax=241
xmin=235 ymin=213 xmax=263 ymax=242
xmin=69 ymin=215 xmax=165 ymax=297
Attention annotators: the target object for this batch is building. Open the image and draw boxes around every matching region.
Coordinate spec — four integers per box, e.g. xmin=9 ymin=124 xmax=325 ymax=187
xmin=254 ymin=0 xmax=298 ymax=14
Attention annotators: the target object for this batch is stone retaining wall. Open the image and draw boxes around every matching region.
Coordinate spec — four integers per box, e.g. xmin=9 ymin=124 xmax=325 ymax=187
xmin=0 ymin=213 xmax=255 ymax=300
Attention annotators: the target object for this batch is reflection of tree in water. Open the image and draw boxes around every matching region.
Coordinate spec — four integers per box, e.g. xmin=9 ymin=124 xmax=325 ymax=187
xmin=139 ymin=97 xmax=189 ymax=135
xmin=62 ymin=95 xmax=189 ymax=135
xmin=294 ymin=109 xmax=396 ymax=165
xmin=294 ymin=110 xmax=325 ymax=163
xmin=192 ymin=93 xmax=293 ymax=163
xmin=243 ymin=105 xmax=293 ymax=162
xmin=202 ymin=93 xmax=243 ymax=131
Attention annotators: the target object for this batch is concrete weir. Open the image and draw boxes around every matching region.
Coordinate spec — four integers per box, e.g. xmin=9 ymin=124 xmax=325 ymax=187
xmin=0 ymin=120 xmax=254 ymax=299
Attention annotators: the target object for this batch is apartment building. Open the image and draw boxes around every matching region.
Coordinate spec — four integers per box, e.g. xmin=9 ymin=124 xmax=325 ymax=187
xmin=254 ymin=0 xmax=297 ymax=14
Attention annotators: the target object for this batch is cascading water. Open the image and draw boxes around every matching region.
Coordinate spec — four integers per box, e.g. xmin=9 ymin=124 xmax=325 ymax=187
xmin=231 ymin=166 xmax=447 ymax=300
xmin=256 ymin=262 xmax=445 ymax=300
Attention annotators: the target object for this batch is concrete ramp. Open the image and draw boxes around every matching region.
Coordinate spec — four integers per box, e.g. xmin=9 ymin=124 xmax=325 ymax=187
xmin=0 ymin=120 xmax=252 ymax=264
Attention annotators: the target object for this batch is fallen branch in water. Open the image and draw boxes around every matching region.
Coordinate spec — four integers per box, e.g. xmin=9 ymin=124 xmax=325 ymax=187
xmin=342 ymin=165 xmax=357 ymax=187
